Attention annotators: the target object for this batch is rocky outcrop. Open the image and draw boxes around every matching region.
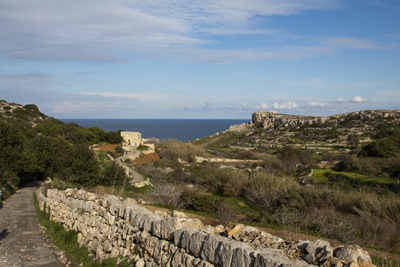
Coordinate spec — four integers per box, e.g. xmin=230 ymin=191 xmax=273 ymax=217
xmin=37 ymin=187 xmax=376 ymax=267
xmin=250 ymin=110 xmax=400 ymax=130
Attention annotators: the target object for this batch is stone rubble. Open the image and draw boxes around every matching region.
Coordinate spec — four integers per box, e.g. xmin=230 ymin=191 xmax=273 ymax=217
xmin=36 ymin=187 xmax=376 ymax=267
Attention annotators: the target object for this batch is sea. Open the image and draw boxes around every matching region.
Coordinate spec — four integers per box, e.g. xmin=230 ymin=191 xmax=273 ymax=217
xmin=58 ymin=119 xmax=249 ymax=142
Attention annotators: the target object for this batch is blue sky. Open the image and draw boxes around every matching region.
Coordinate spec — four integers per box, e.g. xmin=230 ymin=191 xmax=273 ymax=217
xmin=1 ymin=0 xmax=399 ymax=119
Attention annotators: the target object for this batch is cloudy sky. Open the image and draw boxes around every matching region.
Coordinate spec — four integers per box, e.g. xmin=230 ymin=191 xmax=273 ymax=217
xmin=1 ymin=0 xmax=399 ymax=119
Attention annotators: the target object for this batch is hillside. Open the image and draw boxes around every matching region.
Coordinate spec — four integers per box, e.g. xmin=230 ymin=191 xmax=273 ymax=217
xmin=193 ymin=109 xmax=400 ymax=156
xmin=0 ymin=100 xmax=51 ymax=128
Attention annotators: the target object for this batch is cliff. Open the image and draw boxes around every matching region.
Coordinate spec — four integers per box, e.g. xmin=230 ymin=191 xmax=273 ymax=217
xmin=251 ymin=109 xmax=400 ymax=129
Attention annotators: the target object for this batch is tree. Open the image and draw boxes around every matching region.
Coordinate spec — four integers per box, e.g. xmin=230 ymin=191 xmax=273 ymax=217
xmin=106 ymin=131 xmax=123 ymax=144
xmin=347 ymin=134 xmax=360 ymax=150
xmin=360 ymin=139 xmax=399 ymax=158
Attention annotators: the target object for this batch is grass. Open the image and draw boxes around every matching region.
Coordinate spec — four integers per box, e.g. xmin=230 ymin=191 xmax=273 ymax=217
xmin=97 ymin=151 xmax=112 ymax=169
xmin=210 ymin=191 xmax=260 ymax=214
xmin=33 ymin=194 xmax=135 ymax=267
xmin=313 ymin=169 xmax=396 ymax=188
xmin=371 ymin=255 xmax=400 ymax=267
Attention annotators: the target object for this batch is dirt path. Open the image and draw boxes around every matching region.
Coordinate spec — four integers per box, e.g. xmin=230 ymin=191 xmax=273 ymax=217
xmin=0 ymin=181 xmax=76 ymax=267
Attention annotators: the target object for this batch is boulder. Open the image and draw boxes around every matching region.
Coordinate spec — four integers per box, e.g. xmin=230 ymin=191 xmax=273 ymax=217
xmin=171 ymin=210 xmax=187 ymax=218
xmin=201 ymin=225 xmax=215 ymax=235
xmin=334 ymin=245 xmax=374 ymax=267
xmin=154 ymin=210 xmax=168 ymax=217
xmin=153 ymin=217 xmax=204 ymax=239
xmin=122 ymin=198 xmax=138 ymax=206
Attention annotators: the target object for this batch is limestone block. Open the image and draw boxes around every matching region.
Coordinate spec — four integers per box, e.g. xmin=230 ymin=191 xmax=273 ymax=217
xmin=122 ymin=198 xmax=138 ymax=206
xmin=182 ymin=253 xmax=196 ymax=266
xmin=188 ymin=231 xmax=208 ymax=258
xmin=201 ymin=225 xmax=215 ymax=235
xmin=101 ymin=194 xmax=120 ymax=209
xmin=214 ymin=240 xmax=252 ymax=267
xmin=155 ymin=217 xmax=204 ymax=239
xmin=136 ymin=258 xmax=145 ymax=267
xmin=170 ymin=249 xmax=185 ymax=267
xmin=254 ymin=248 xmax=296 ymax=267
xmin=75 ymin=189 xmax=86 ymax=200
xmin=96 ymin=232 xmax=105 ymax=243
xmin=98 ymin=223 xmax=108 ymax=235
xmin=153 ymin=240 xmax=170 ymax=264
xmin=231 ymin=247 xmax=256 ymax=267
xmin=83 ymin=201 xmax=95 ymax=213
xmin=228 ymin=224 xmax=242 ymax=237
xmin=142 ymin=235 xmax=159 ymax=258
xmin=35 ymin=190 xmax=47 ymax=211
xmin=104 ymin=212 xmax=116 ymax=225
xmin=105 ymin=225 xmax=118 ymax=240
xmin=154 ymin=210 xmax=168 ymax=217
xmin=65 ymin=188 xmax=77 ymax=197
xmin=200 ymin=234 xmax=227 ymax=263
xmin=109 ymin=199 xmax=123 ymax=216
xmin=134 ymin=213 xmax=164 ymax=233
xmin=303 ymin=239 xmax=332 ymax=264
xmin=214 ymin=225 xmax=225 ymax=234
xmin=334 ymin=245 xmax=373 ymax=267
xmin=171 ymin=210 xmax=187 ymax=218
xmin=86 ymin=192 xmax=97 ymax=201
xmin=127 ymin=206 xmax=152 ymax=222
xmin=103 ymin=240 xmax=113 ymax=253
xmin=174 ymin=227 xmax=199 ymax=249
xmin=117 ymin=238 xmax=125 ymax=248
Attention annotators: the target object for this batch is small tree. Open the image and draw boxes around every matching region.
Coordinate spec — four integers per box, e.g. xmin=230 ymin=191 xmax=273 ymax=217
xmin=347 ymin=134 xmax=359 ymax=150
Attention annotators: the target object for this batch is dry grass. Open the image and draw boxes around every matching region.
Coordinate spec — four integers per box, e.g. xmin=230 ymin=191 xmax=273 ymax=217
xmin=158 ymin=139 xmax=205 ymax=160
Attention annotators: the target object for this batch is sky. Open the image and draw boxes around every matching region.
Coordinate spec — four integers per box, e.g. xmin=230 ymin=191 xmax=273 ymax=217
xmin=1 ymin=0 xmax=400 ymax=119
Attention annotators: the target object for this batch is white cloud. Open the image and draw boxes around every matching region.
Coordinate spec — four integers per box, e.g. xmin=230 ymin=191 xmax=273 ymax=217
xmin=323 ymin=37 xmax=381 ymax=50
xmin=335 ymin=98 xmax=346 ymax=103
xmin=272 ymin=101 xmax=298 ymax=110
xmin=261 ymin=102 xmax=269 ymax=109
xmin=349 ymin=96 xmax=368 ymax=103
xmin=309 ymin=101 xmax=326 ymax=107
xmin=0 ymin=0 xmax=338 ymax=63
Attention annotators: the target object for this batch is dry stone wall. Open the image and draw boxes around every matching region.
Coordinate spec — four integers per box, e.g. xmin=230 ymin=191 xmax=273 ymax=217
xmin=35 ymin=187 xmax=375 ymax=267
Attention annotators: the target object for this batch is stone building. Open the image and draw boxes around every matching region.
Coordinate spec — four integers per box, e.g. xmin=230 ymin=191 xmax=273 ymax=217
xmin=120 ymin=131 xmax=142 ymax=147
xmin=120 ymin=131 xmax=158 ymax=151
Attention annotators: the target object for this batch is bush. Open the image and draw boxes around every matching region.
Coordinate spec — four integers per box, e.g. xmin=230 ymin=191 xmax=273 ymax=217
xmin=180 ymin=190 xmax=224 ymax=213
xmin=158 ymin=139 xmax=204 ymax=160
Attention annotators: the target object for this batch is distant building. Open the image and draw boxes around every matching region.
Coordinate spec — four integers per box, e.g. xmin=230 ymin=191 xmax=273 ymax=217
xmin=120 ymin=131 xmax=158 ymax=151
xmin=120 ymin=131 xmax=142 ymax=147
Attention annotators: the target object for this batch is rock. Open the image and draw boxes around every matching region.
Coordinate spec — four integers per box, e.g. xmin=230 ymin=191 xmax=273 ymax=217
xmin=154 ymin=210 xmax=168 ymax=217
xmin=154 ymin=217 xmax=204 ymax=239
xmin=65 ymin=188 xmax=77 ymax=197
xmin=231 ymin=247 xmax=257 ymax=267
xmin=228 ymin=224 xmax=242 ymax=237
xmin=200 ymin=234 xmax=227 ymax=264
xmin=214 ymin=225 xmax=225 ymax=234
xmin=303 ymin=240 xmax=332 ymax=264
xmin=334 ymin=245 xmax=374 ymax=267
xmin=174 ymin=227 xmax=199 ymax=249
xmin=201 ymin=225 xmax=215 ymax=235
xmin=214 ymin=240 xmax=252 ymax=267
xmin=133 ymin=180 xmax=153 ymax=188
xmin=135 ymin=258 xmax=145 ymax=267
xmin=85 ymin=192 xmax=97 ymax=201
xmin=171 ymin=210 xmax=187 ymax=218
xmin=122 ymin=198 xmax=138 ymax=206
xmin=188 ymin=231 xmax=209 ymax=257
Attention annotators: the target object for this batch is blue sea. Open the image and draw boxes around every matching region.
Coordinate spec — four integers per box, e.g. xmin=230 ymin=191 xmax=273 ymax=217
xmin=58 ymin=119 xmax=249 ymax=142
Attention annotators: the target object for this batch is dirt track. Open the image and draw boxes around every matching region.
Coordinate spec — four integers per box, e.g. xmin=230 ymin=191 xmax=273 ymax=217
xmin=0 ymin=181 xmax=76 ymax=267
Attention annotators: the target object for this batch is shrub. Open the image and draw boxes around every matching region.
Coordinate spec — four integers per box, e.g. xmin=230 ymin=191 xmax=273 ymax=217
xmin=158 ymin=139 xmax=204 ymax=160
